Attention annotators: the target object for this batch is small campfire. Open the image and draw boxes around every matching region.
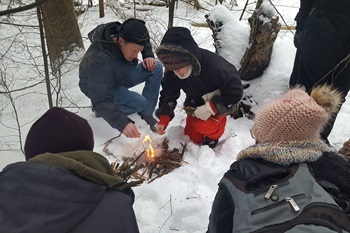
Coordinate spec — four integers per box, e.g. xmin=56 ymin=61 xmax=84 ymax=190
xmin=103 ymin=135 xmax=187 ymax=186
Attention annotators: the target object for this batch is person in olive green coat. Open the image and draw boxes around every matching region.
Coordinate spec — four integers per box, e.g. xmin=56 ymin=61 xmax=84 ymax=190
xmin=0 ymin=107 xmax=139 ymax=233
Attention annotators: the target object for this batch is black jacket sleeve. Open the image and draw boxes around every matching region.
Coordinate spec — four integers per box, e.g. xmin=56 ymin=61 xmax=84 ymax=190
xmin=141 ymin=40 xmax=155 ymax=59
xmin=312 ymin=153 xmax=350 ymax=197
xmin=311 ymin=153 xmax=350 ymax=219
xmin=155 ymin=71 xmax=181 ymax=119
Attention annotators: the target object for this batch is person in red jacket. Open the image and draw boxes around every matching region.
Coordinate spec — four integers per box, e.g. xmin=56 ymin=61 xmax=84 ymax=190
xmin=154 ymin=27 xmax=243 ymax=148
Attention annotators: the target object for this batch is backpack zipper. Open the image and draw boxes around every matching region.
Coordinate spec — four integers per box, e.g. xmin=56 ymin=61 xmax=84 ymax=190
xmin=254 ymin=181 xmax=289 ymax=198
xmin=285 ymin=197 xmax=300 ymax=211
xmin=251 ymin=194 xmax=306 ymax=215
xmin=265 ymin=184 xmax=278 ymax=199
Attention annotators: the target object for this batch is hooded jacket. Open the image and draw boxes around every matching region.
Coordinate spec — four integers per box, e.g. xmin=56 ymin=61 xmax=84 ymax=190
xmin=290 ymin=0 xmax=350 ymax=94
xmin=79 ymin=22 xmax=154 ymax=132
xmin=0 ymin=150 xmax=139 ymax=233
xmin=207 ymin=140 xmax=350 ymax=233
xmin=155 ymin=27 xmax=243 ymax=120
xmin=290 ymin=0 xmax=350 ymax=142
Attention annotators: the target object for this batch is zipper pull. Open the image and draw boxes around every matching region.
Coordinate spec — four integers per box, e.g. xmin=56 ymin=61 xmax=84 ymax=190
xmin=265 ymin=184 xmax=278 ymax=199
xmin=285 ymin=197 xmax=300 ymax=212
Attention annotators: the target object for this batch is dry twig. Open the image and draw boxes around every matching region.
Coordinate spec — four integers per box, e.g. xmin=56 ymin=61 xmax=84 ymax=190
xmin=102 ymin=133 xmax=122 ymax=159
xmin=109 ymin=138 xmax=187 ymax=186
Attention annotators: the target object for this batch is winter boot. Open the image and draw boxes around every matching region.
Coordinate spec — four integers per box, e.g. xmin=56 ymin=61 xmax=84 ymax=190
xmin=138 ymin=112 xmax=157 ymax=132
xmin=202 ymin=136 xmax=218 ymax=149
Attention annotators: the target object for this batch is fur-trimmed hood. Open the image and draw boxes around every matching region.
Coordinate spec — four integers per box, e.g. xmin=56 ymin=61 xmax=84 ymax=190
xmin=237 ymin=140 xmax=336 ymax=166
xmin=156 ymin=27 xmax=202 ymax=76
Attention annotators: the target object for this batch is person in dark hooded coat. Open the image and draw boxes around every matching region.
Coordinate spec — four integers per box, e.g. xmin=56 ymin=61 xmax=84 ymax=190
xmin=154 ymin=27 xmax=243 ymax=148
xmin=0 ymin=107 xmax=139 ymax=233
xmin=79 ymin=18 xmax=163 ymax=138
xmin=290 ymin=0 xmax=350 ymax=145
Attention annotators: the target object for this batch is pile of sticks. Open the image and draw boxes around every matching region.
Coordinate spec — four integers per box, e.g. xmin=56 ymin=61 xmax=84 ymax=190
xmin=143 ymin=138 xmax=187 ymax=182
xmin=110 ymin=138 xmax=187 ymax=185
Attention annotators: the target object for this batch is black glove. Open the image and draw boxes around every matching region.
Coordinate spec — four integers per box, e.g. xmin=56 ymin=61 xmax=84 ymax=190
xmin=293 ymin=30 xmax=304 ymax=48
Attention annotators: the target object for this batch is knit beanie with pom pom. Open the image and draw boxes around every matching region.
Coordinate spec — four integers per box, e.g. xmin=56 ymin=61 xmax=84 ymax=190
xmin=250 ymin=85 xmax=342 ymax=143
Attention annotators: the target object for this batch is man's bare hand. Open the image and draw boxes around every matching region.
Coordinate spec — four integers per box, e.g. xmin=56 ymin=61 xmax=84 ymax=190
xmin=143 ymin=57 xmax=156 ymax=72
xmin=123 ymin=122 xmax=141 ymax=138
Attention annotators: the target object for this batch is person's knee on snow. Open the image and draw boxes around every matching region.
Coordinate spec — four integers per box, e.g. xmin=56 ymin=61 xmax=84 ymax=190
xmin=185 ymin=115 xmax=226 ymax=147
xmin=185 ymin=116 xmax=205 ymax=144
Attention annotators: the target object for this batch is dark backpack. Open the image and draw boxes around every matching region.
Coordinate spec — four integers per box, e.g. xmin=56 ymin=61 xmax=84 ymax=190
xmin=220 ymin=163 xmax=350 ymax=232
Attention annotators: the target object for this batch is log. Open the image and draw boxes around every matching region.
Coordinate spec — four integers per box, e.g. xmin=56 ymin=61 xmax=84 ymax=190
xmin=239 ymin=0 xmax=281 ymax=81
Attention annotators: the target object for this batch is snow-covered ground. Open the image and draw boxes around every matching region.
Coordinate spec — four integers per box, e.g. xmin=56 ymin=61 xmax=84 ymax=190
xmin=0 ymin=1 xmax=349 ymax=232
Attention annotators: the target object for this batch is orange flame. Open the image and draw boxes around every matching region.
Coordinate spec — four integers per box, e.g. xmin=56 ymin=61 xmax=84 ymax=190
xmin=142 ymin=135 xmax=155 ymax=158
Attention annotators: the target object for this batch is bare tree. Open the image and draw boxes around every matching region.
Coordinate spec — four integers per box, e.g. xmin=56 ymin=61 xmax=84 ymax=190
xmin=168 ymin=0 xmax=176 ymax=28
xmin=0 ymin=0 xmax=87 ymax=152
xmin=39 ymin=0 xmax=84 ymax=74
xmin=0 ymin=0 xmax=49 ymax=17
xmin=0 ymin=67 xmax=24 ymax=153
xmin=99 ymin=0 xmax=105 ymax=17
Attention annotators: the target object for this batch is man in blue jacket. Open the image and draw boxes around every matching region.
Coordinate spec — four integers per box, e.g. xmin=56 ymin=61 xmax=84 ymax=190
xmin=79 ymin=18 xmax=163 ymax=138
xmin=0 ymin=107 xmax=140 ymax=233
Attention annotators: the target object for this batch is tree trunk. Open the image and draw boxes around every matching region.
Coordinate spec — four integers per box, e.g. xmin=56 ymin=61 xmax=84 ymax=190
xmin=99 ymin=0 xmax=104 ymax=18
xmin=168 ymin=0 xmax=175 ymax=29
xmin=40 ymin=0 xmax=84 ymax=73
xmin=37 ymin=6 xmax=53 ymax=109
xmin=239 ymin=0 xmax=281 ymax=81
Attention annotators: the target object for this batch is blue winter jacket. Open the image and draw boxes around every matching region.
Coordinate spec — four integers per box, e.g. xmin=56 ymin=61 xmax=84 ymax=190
xmin=79 ymin=22 xmax=154 ymax=132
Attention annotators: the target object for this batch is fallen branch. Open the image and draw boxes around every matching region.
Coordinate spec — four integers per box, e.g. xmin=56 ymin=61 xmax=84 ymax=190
xmin=102 ymin=133 xmax=122 ymax=159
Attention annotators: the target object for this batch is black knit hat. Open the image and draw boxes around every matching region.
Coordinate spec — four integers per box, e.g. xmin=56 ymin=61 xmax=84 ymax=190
xmin=118 ymin=18 xmax=149 ymax=46
xmin=24 ymin=107 xmax=94 ymax=160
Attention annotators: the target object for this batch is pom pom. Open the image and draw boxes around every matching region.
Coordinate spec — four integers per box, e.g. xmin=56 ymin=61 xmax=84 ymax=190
xmin=311 ymin=84 xmax=342 ymax=114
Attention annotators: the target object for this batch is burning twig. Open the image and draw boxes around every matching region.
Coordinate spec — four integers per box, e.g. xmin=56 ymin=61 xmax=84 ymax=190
xmin=144 ymin=138 xmax=188 ymax=183
xmin=108 ymin=136 xmax=188 ymax=185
